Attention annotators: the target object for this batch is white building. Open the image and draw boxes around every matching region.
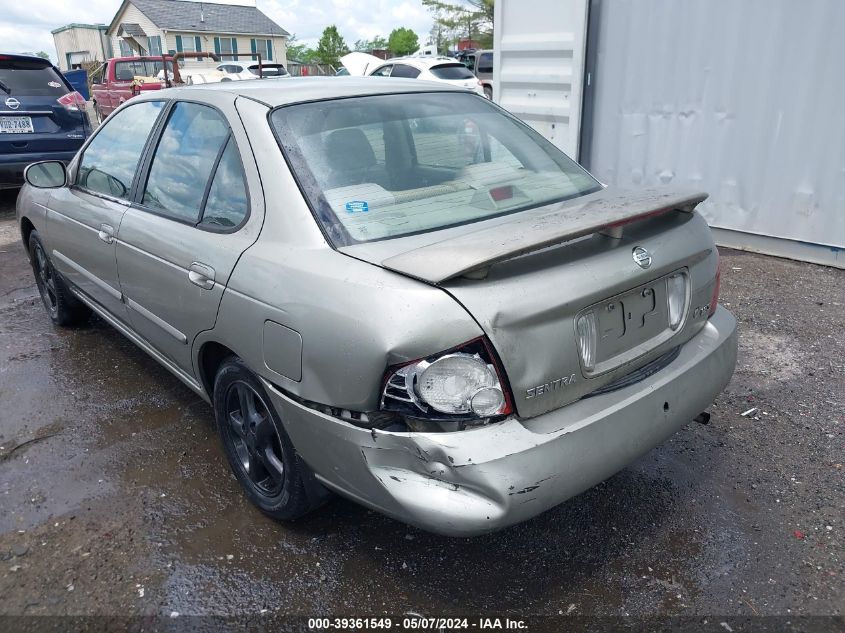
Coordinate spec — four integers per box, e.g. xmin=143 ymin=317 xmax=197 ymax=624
xmin=494 ymin=0 xmax=844 ymax=267
xmin=106 ymin=0 xmax=289 ymax=65
xmin=52 ymin=24 xmax=112 ymax=71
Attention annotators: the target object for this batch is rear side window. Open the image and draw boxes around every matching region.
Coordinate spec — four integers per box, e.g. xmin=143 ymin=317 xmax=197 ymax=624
xmin=0 ymin=59 xmax=68 ymax=96
xmin=200 ymin=139 xmax=248 ymax=228
xmin=391 ymin=64 xmax=421 ymax=79
xmin=77 ymin=101 xmax=164 ymax=199
xmin=429 ymin=63 xmax=475 ymax=80
xmin=142 ymin=102 xmax=229 ymax=222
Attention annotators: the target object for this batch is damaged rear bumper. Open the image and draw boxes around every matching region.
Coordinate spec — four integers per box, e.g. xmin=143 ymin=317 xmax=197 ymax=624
xmin=263 ymin=307 xmax=737 ymax=537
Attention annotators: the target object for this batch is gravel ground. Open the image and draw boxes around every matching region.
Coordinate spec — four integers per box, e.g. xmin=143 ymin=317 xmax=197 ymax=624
xmin=0 ymin=187 xmax=842 ymax=625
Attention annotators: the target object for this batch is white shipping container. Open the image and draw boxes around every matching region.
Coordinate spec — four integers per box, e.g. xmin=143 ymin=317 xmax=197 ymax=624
xmin=493 ymin=0 xmax=844 ymax=267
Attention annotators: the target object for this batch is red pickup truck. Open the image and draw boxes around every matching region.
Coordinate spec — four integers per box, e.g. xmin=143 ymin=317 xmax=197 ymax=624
xmin=90 ymin=56 xmax=174 ymax=122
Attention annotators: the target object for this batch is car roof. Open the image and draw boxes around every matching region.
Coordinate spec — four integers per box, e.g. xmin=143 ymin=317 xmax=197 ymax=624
xmin=136 ymin=76 xmax=465 ymax=107
xmin=376 ymin=56 xmax=463 ymax=70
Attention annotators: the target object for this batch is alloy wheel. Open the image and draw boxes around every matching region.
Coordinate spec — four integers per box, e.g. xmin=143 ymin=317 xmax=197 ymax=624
xmin=32 ymin=243 xmax=58 ymax=316
xmin=224 ymin=381 xmax=286 ymax=496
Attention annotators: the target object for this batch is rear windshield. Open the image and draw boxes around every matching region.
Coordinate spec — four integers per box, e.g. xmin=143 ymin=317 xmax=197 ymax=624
xmin=249 ymin=64 xmax=287 ymax=76
xmin=270 ymin=92 xmax=601 ymax=245
xmin=429 ymin=63 xmax=475 ymax=80
xmin=0 ymin=59 xmax=68 ymax=96
xmin=114 ymin=59 xmax=173 ymax=80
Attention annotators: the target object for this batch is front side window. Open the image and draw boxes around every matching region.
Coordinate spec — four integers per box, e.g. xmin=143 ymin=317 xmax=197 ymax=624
xmin=271 ymin=92 xmax=601 ymax=245
xmin=77 ymin=100 xmax=164 ymax=199
xmin=141 ymin=102 xmax=229 ymax=222
xmin=370 ymin=65 xmax=392 ymax=77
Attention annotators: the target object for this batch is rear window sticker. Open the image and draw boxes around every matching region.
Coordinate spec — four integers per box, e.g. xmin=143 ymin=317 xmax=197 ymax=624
xmin=345 ymin=201 xmax=369 ymax=214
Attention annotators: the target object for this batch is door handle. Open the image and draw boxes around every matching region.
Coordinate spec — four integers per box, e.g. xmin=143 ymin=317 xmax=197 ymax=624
xmin=98 ymin=223 xmax=114 ymax=244
xmin=188 ymin=262 xmax=215 ymax=290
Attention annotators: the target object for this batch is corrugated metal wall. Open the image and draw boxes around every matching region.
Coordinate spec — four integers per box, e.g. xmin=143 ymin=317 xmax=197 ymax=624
xmin=583 ymin=0 xmax=845 ymax=263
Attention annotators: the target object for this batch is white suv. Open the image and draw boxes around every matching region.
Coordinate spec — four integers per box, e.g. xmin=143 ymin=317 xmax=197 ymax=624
xmin=340 ymin=53 xmax=486 ymax=97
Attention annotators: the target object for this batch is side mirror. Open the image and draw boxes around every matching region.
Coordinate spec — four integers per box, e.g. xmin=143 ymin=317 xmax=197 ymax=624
xmin=24 ymin=161 xmax=67 ymax=189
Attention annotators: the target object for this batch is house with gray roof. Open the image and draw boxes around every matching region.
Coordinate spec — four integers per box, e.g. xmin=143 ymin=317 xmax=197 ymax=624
xmin=105 ymin=0 xmax=289 ymax=65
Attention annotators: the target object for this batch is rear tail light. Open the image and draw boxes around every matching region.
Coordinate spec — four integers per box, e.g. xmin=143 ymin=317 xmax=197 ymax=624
xmin=57 ymin=91 xmax=86 ymax=111
xmin=575 ymin=310 xmax=597 ymax=372
xmin=708 ymin=254 xmax=722 ymax=317
xmin=380 ymin=337 xmax=513 ymax=419
xmin=666 ymin=272 xmax=688 ymax=329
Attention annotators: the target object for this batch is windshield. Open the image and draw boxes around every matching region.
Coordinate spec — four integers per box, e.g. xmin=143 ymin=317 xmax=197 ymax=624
xmin=429 ymin=63 xmax=475 ymax=80
xmin=270 ymin=92 xmax=601 ymax=245
xmin=0 ymin=59 xmax=68 ymax=96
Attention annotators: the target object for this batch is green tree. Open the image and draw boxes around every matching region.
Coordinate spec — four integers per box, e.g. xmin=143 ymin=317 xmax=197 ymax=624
xmin=35 ymin=51 xmax=51 ymax=60
xmin=422 ymin=0 xmax=494 ymax=48
xmin=285 ymin=34 xmax=315 ymax=62
xmin=387 ymin=27 xmax=419 ymax=57
xmin=315 ymin=25 xmax=349 ymax=67
xmin=354 ymin=35 xmax=388 ymax=52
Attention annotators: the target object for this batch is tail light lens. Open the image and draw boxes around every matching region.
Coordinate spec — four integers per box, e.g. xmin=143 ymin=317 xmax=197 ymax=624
xmin=708 ymin=254 xmax=722 ymax=317
xmin=381 ymin=337 xmax=513 ymax=419
xmin=666 ymin=272 xmax=688 ymax=329
xmin=57 ymin=91 xmax=86 ymax=111
xmin=575 ymin=311 xmax=597 ymax=372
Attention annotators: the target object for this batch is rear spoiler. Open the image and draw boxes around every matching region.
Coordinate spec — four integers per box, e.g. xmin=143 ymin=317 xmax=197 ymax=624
xmin=380 ymin=188 xmax=708 ymax=284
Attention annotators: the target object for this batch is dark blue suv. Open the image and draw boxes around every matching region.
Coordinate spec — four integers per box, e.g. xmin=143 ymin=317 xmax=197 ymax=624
xmin=0 ymin=53 xmax=90 ymax=188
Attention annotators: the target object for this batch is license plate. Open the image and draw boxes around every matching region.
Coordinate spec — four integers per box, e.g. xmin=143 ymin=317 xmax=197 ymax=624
xmin=593 ymin=280 xmax=669 ymax=359
xmin=0 ymin=116 xmax=34 ymax=134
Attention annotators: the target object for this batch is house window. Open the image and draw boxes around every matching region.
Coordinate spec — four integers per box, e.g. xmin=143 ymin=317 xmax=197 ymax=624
xmin=253 ymin=38 xmax=272 ymax=61
xmin=147 ymin=36 xmax=162 ymax=56
xmin=119 ymin=40 xmax=133 ymax=57
xmin=218 ymin=37 xmax=237 ymax=61
xmin=181 ymin=36 xmax=196 ymax=53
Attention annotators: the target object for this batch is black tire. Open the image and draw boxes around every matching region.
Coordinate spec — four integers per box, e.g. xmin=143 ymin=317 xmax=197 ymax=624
xmin=483 ymin=85 xmax=493 ymax=100
xmin=213 ymin=357 xmax=327 ymax=520
xmin=28 ymin=230 xmax=91 ymax=327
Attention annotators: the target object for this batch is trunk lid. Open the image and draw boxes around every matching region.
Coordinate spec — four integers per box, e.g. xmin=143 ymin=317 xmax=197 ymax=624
xmin=342 ymin=187 xmax=720 ymax=419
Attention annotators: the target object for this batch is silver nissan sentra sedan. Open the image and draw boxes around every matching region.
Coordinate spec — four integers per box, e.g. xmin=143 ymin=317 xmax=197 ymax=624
xmin=16 ymin=78 xmax=737 ymax=536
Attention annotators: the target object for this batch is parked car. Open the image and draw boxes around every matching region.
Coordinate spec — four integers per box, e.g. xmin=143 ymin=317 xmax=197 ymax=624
xmin=16 ymin=79 xmax=737 ymax=536
xmin=0 ymin=53 xmax=90 ymax=189
xmin=90 ymin=56 xmax=174 ymax=122
xmin=340 ymin=52 xmax=486 ymax=96
xmin=216 ymin=61 xmax=289 ymax=80
xmin=455 ymin=49 xmax=494 ymax=99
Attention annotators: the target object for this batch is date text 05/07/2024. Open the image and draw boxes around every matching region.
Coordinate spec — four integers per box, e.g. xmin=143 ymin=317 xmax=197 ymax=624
xmin=307 ymin=617 xmax=528 ymax=630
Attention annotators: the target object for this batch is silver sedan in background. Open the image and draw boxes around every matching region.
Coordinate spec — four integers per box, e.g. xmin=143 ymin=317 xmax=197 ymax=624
xmin=16 ymin=78 xmax=737 ymax=536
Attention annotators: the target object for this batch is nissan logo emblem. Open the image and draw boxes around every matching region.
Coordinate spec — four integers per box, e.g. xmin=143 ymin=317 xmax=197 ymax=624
xmin=632 ymin=246 xmax=652 ymax=269
xmin=5 ymin=97 xmax=20 ymax=110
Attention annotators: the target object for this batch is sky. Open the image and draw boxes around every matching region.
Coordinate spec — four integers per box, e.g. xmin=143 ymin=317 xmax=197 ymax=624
xmin=0 ymin=0 xmax=435 ymax=62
